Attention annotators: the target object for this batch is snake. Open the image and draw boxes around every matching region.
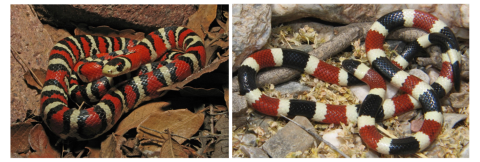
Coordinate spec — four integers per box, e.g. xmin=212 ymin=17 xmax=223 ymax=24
xmin=237 ymin=9 xmax=460 ymax=155
xmin=40 ymin=26 xmax=206 ymax=140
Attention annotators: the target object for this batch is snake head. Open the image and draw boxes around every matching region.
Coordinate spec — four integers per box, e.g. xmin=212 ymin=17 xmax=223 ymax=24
xmin=102 ymin=57 xmax=131 ymax=77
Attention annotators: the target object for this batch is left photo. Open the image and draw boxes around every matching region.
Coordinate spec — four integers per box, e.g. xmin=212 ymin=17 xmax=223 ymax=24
xmin=11 ymin=4 xmax=229 ymax=158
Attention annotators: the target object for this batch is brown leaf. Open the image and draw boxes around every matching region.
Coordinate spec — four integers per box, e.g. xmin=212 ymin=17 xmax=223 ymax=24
xmin=186 ymin=5 xmax=217 ymax=40
xmin=23 ymin=68 xmax=46 ymax=90
xmin=100 ymin=134 xmax=117 ymax=158
xmin=11 ymin=122 xmax=35 ymax=154
xmin=159 ymin=130 xmax=188 ymax=158
xmin=27 ymin=124 xmax=60 ymax=158
xmin=115 ymin=102 xmax=169 ymax=136
xmin=74 ymin=24 xmax=145 ymax=41
xmin=137 ymin=109 xmax=205 ymax=144
xmin=214 ymin=105 xmax=228 ymax=112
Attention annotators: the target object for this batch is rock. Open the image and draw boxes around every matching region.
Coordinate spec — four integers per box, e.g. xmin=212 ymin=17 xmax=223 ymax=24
xmin=232 ymin=92 xmax=248 ymax=128
xmin=232 ymin=4 xmax=271 ymax=71
xmin=232 ymin=67 xmax=301 ymax=93
xmin=409 ymin=69 xmax=430 ymax=83
xmin=32 ymin=5 xmax=196 ymax=33
xmin=240 ymin=133 xmax=258 ymax=147
xmin=426 ymin=67 xmax=440 ymax=85
xmin=274 ymin=81 xmax=311 ymax=95
xmin=240 ymin=145 xmax=269 ymax=158
xmin=460 ymin=49 xmax=469 ymax=81
xmin=448 ymin=82 xmax=469 ymax=108
xmin=365 ymin=150 xmax=380 ymax=158
xmin=11 ymin=5 xmax=54 ymax=123
xmin=292 ymin=45 xmax=314 ymax=53
xmin=270 ymin=4 xmax=468 ymax=39
xmin=248 ymin=113 xmax=276 ymax=136
xmin=443 ymin=113 xmax=468 ymax=129
xmin=349 ymin=83 xmax=398 ymax=102
xmin=261 ymin=116 xmax=317 ymax=158
xmin=322 ymin=129 xmax=343 ymax=148
xmin=459 ymin=143 xmax=469 ymax=158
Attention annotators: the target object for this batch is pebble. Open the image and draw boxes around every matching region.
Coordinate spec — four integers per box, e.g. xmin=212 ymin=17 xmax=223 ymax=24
xmin=261 ymin=116 xmax=317 ymax=158
xmin=240 ymin=145 xmax=269 ymax=158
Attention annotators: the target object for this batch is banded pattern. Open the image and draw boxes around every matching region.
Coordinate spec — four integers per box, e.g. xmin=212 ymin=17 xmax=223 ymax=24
xmin=71 ymin=51 xmax=185 ymax=104
xmin=40 ymin=26 xmax=205 ymax=140
xmin=363 ymin=9 xmax=458 ymax=154
xmin=238 ymin=10 xmax=460 ymax=155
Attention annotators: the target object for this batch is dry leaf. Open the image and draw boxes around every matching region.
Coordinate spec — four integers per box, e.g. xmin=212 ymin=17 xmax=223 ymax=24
xmin=186 ymin=5 xmax=217 ymax=40
xmin=23 ymin=68 xmax=46 ymax=90
xmin=115 ymin=102 xmax=169 ymax=136
xmin=11 ymin=122 xmax=34 ymax=154
xmin=137 ymin=109 xmax=205 ymax=144
xmin=27 ymin=124 xmax=60 ymax=158
xmin=100 ymin=134 xmax=117 ymax=158
xmin=159 ymin=130 xmax=188 ymax=158
xmin=214 ymin=105 xmax=228 ymax=112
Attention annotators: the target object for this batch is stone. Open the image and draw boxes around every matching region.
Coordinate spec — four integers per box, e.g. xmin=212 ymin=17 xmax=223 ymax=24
xmin=349 ymin=83 xmax=398 ymax=102
xmin=232 ymin=92 xmax=248 ymax=128
xmin=32 ymin=5 xmax=196 ymax=33
xmin=240 ymin=133 xmax=258 ymax=147
xmin=270 ymin=4 xmax=468 ymax=39
xmin=261 ymin=116 xmax=317 ymax=158
xmin=409 ymin=69 xmax=430 ymax=83
xmin=443 ymin=113 xmax=468 ymax=129
xmin=240 ymin=145 xmax=269 ymax=158
xmin=322 ymin=129 xmax=343 ymax=148
xmin=232 ymin=4 xmax=272 ymax=72
xmin=274 ymin=81 xmax=311 ymax=95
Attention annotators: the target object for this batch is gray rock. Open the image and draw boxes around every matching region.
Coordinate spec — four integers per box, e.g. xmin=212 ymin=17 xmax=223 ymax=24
xmin=426 ymin=67 xmax=440 ymax=85
xmin=443 ymin=113 xmax=468 ymax=129
xmin=349 ymin=83 xmax=398 ymax=102
xmin=448 ymin=82 xmax=469 ymax=108
xmin=409 ymin=69 xmax=430 ymax=83
xmin=233 ymin=92 xmax=248 ymax=128
xmin=270 ymin=4 xmax=468 ymax=39
xmin=275 ymin=81 xmax=311 ymax=95
xmin=459 ymin=143 xmax=469 ymax=158
xmin=240 ymin=145 xmax=269 ymax=158
xmin=232 ymin=4 xmax=272 ymax=71
xmin=292 ymin=45 xmax=314 ymax=53
xmin=240 ymin=133 xmax=258 ymax=147
xmin=365 ymin=150 xmax=380 ymax=158
xmin=232 ymin=67 xmax=301 ymax=93
xmin=261 ymin=116 xmax=317 ymax=158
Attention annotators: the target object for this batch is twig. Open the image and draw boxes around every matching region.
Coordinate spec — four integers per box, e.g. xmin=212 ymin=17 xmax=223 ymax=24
xmin=280 ymin=115 xmax=350 ymax=158
xmin=210 ymin=105 xmax=214 ymax=134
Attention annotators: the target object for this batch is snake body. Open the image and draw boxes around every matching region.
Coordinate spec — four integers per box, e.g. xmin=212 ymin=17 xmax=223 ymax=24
xmin=40 ymin=26 xmax=205 ymax=140
xmin=238 ymin=9 xmax=460 ymax=154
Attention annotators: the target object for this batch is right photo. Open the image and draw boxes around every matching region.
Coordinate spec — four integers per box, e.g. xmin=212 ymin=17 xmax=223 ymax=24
xmin=232 ymin=4 xmax=469 ymax=158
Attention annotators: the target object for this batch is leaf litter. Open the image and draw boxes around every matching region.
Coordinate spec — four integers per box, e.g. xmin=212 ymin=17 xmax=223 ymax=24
xmin=11 ymin=4 xmax=229 ymax=158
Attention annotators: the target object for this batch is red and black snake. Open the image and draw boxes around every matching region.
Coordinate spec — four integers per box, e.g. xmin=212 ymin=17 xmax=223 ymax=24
xmin=40 ymin=26 xmax=206 ymax=140
xmin=238 ymin=9 xmax=460 ymax=155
